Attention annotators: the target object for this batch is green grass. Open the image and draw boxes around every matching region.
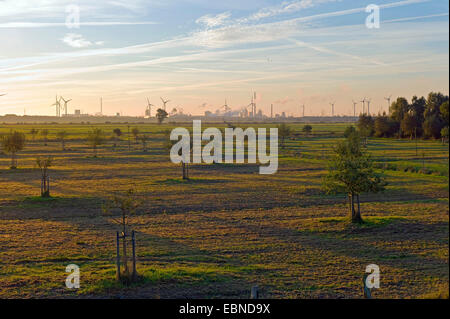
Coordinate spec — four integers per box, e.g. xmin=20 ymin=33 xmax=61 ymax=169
xmin=0 ymin=122 xmax=448 ymax=299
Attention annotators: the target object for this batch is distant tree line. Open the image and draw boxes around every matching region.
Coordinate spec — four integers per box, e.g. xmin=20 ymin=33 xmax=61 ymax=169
xmin=357 ymin=92 xmax=449 ymax=141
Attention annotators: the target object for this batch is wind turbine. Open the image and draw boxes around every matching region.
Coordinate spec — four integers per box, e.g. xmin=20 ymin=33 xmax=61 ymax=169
xmin=146 ymin=98 xmax=154 ymax=117
xmin=330 ymin=101 xmax=335 ymax=117
xmin=246 ymin=101 xmax=253 ymax=118
xmin=60 ymin=96 xmax=72 ymax=116
xmin=352 ymin=100 xmax=358 ymax=117
xmin=384 ymin=95 xmax=392 ymax=114
xmin=253 ymin=92 xmax=257 ymax=117
xmin=365 ymin=98 xmax=371 ymax=115
xmin=247 ymin=94 xmax=256 ymax=118
xmin=360 ymin=98 xmax=366 ymax=115
xmin=160 ymin=97 xmax=170 ymax=111
xmin=248 ymin=92 xmax=256 ymax=118
xmin=51 ymin=95 xmax=61 ymax=117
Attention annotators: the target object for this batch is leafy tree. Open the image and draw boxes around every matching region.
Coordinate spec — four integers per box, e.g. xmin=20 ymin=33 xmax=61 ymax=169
xmin=400 ymin=113 xmax=419 ymax=140
xmin=423 ymin=114 xmax=444 ymax=139
xmin=1 ymin=131 xmax=26 ymax=169
xmin=410 ymin=96 xmax=426 ymax=135
xmin=390 ymin=97 xmax=409 ymax=137
xmin=131 ymin=128 xmax=140 ymax=144
xmin=441 ymin=126 xmax=449 ymax=143
xmin=424 ymin=92 xmax=448 ymax=118
xmin=343 ymin=126 xmax=356 ymax=138
xmin=423 ymin=93 xmax=448 ymax=139
xmin=36 ymin=156 xmax=52 ymax=197
xmin=87 ymin=128 xmax=105 ymax=157
xmin=440 ymin=101 xmax=449 ymax=126
xmin=357 ymin=114 xmax=374 ymax=144
xmin=302 ymin=125 xmax=312 ymax=136
xmin=390 ymin=97 xmax=409 ymax=123
xmin=277 ymin=123 xmax=291 ymax=149
xmin=322 ymin=132 xmax=386 ymax=223
xmin=30 ymin=128 xmax=39 ymax=141
xmin=40 ymin=129 xmax=49 ymax=146
xmin=374 ymin=113 xmax=398 ymax=137
xmin=156 ymin=108 xmax=168 ymax=124
xmin=56 ymin=130 xmax=68 ymax=150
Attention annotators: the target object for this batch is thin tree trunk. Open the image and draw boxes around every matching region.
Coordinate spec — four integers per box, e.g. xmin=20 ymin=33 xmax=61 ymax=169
xmin=352 ymin=194 xmax=362 ymax=223
xmin=348 ymin=194 xmax=352 ymax=217
xmin=351 ymin=193 xmax=355 ymax=220
xmin=11 ymin=152 xmax=16 ymax=168
xmin=122 ymin=217 xmax=129 ymax=276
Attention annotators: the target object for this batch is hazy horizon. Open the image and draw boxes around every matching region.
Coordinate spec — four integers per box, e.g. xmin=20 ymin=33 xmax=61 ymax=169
xmin=1 ymin=0 xmax=449 ymax=117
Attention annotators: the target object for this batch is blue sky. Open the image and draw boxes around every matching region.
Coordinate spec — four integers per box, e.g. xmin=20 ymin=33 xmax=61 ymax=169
xmin=0 ymin=0 xmax=448 ymax=116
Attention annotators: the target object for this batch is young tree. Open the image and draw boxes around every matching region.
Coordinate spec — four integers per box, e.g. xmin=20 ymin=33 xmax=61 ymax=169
xmin=87 ymin=128 xmax=105 ymax=157
xmin=30 ymin=128 xmax=39 ymax=141
xmin=36 ymin=156 xmax=52 ymax=197
xmin=112 ymin=128 xmax=122 ymax=150
xmin=113 ymin=128 xmax=122 ymax=137
xmin=40 ymin=129 xmax=49 ymax=146
xmin=322 ymin=132 xmax=386 ymax=223
xmin=56 ymin=130 xmax=68 ymax=150
xmin=165 ymin=130 xmax=190 ymax=180
xmin=102 ymin=189 xmax=142 ymax=280
xmin=131 ymin=128 xmax=140 ymax=144
xmin=156 ymin=108 xmax=168 ymax=124
xmin=277 ymin=124 xmax=291 ymax=149
xmin=1 ymin=131 xmax=26 ymax=169
xmin=302 ymin=124 xmax=312 ymax=136
xmin=139 ymin=134 xmax=149 ymax=152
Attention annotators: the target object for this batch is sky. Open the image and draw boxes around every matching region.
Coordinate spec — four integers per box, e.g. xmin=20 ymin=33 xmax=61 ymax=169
xmin=0 ymin=0 xmax=448 ymax=117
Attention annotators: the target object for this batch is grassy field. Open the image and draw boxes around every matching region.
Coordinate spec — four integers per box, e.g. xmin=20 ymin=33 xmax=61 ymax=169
xmin=0 ymin=122 xmax=448 ymax=299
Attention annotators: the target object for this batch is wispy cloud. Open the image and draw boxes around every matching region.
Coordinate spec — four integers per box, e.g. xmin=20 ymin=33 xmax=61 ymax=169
xmin=190 ymin=0 xmax=432 ymax=48
xmin=241 ymin=0 xmax=340 ymax=22
xmin=0 ymin=21 xmax=157 ymax=28
xmin=196 ymin=12 xmax=231 ymax=28
xmin=0 ymin=0 xmax=151 ymax=18
xmin=1 ymin=0 xmax=447 ymax=116
xmin=61 ymin=33 xmax=102 ymax=48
